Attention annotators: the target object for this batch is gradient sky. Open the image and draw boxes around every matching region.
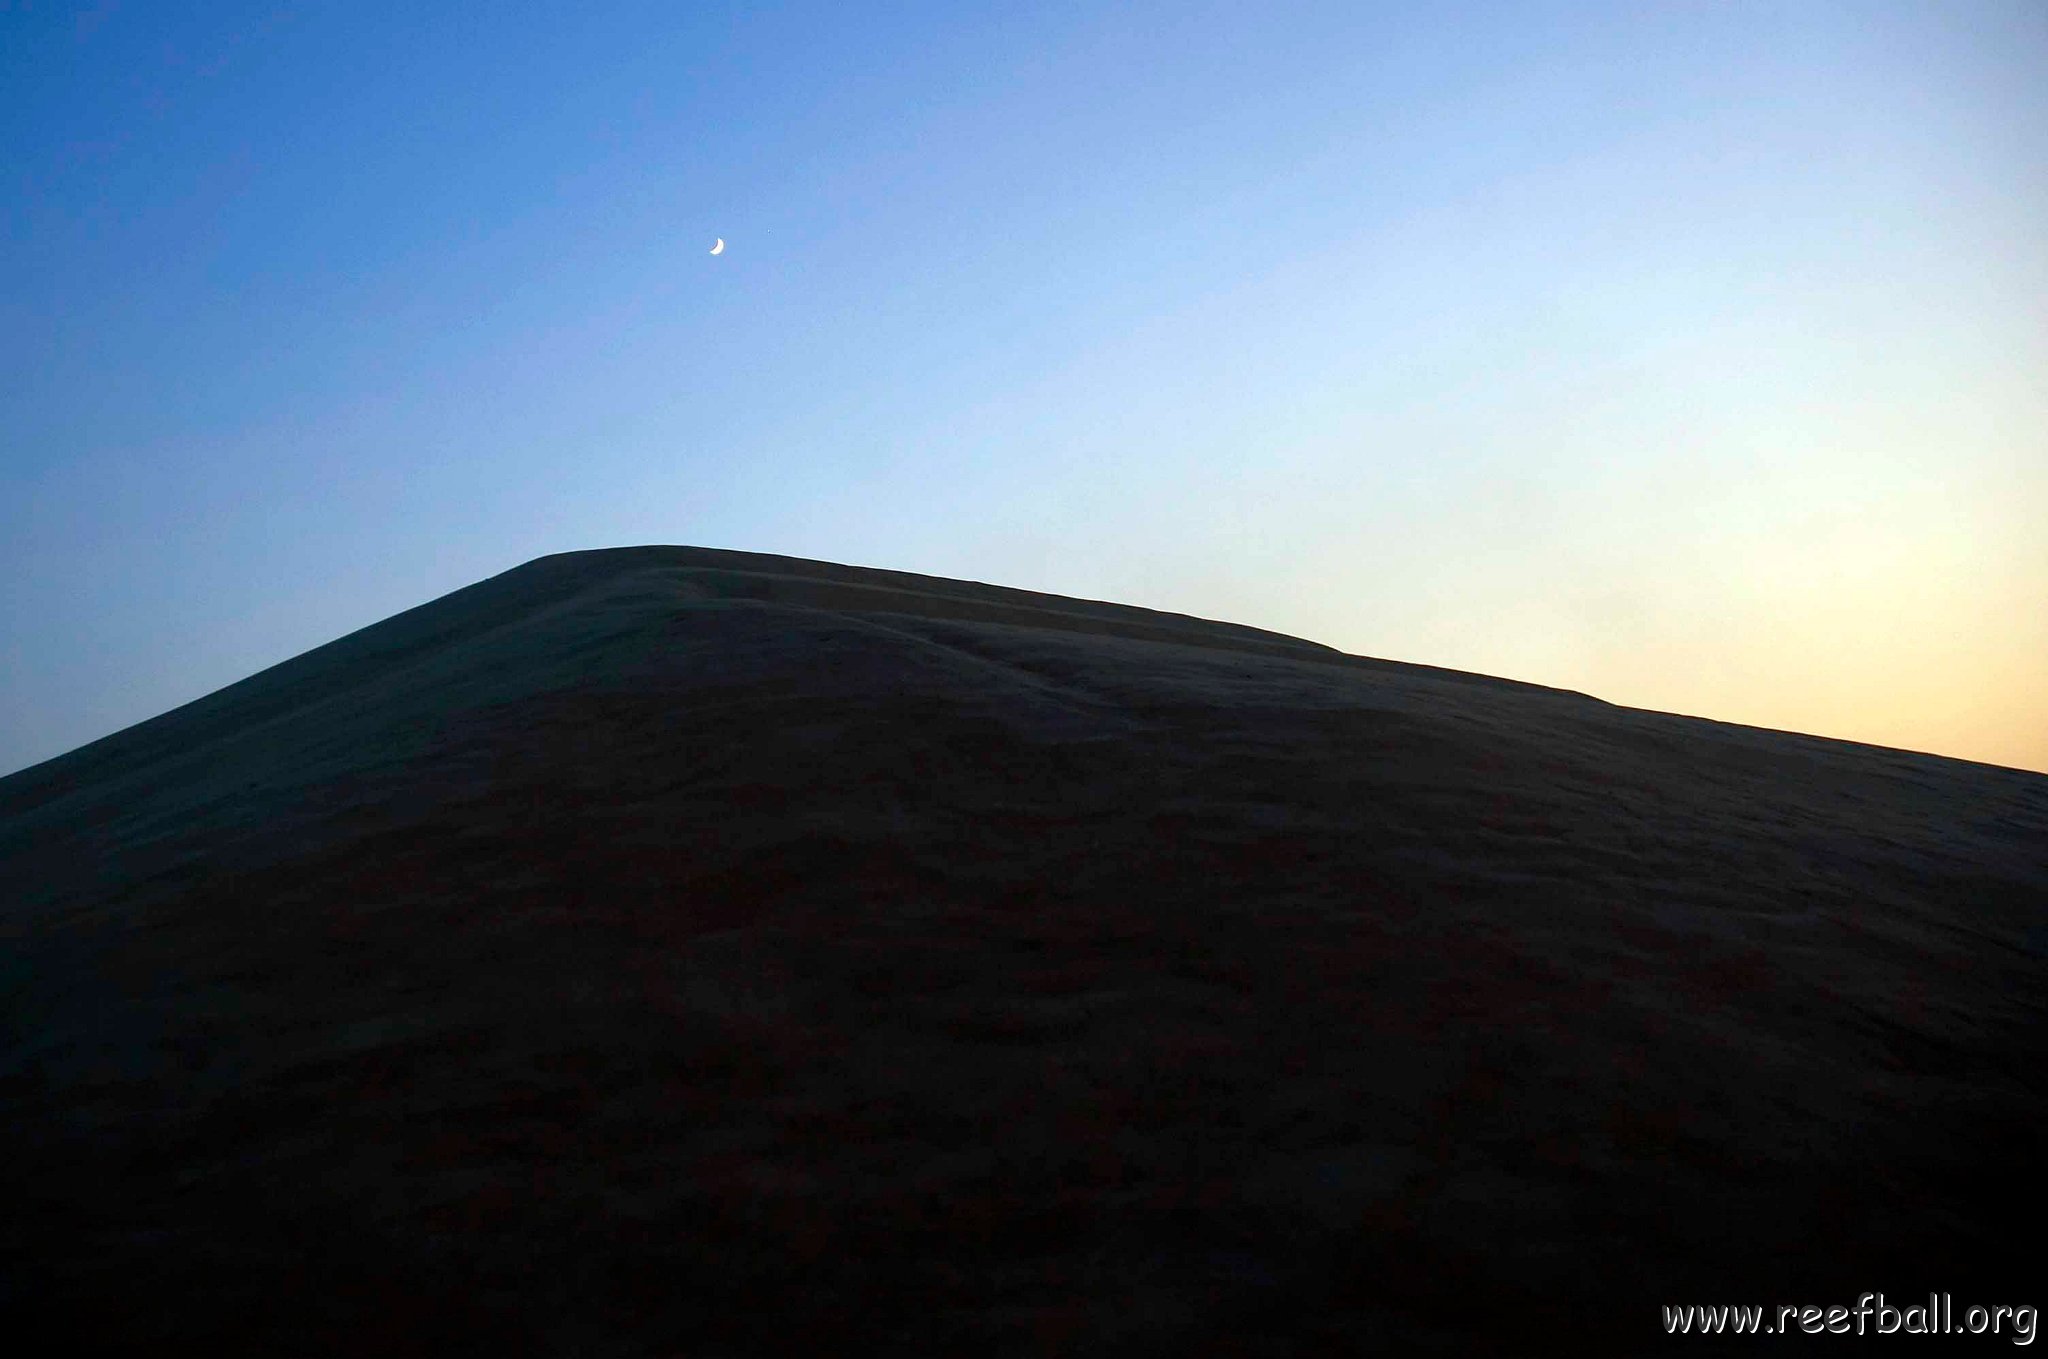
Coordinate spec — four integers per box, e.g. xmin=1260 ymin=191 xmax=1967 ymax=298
xmin=5 ymin=0 xmax=2045 ymax=777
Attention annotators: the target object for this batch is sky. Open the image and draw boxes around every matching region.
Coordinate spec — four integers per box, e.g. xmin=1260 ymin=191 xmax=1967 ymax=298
xmin=4 ymin=0 xmax=2045 ymax=777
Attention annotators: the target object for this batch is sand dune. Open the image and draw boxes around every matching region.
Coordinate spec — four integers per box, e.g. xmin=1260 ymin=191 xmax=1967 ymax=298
xmin=3 ymin=546 xmax=2042 ymax=1354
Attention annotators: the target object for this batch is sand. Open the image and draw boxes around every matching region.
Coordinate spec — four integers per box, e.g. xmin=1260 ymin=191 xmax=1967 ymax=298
xmin=2 ymin=545 xmax=2042 ymax=1354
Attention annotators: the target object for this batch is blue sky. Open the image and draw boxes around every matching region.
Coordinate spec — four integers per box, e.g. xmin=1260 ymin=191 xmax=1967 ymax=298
xmin=5 ymin=0 xmax=2045 ymax=775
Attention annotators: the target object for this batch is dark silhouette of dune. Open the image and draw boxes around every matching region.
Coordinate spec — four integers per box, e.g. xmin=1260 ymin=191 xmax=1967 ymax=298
xmin=4 ymin=546 xmax=2042 ymax=1354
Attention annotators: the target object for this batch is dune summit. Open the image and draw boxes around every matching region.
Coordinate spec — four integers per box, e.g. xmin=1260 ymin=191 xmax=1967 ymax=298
xmin=3 ymin=545 xmax=2043 ymax=1353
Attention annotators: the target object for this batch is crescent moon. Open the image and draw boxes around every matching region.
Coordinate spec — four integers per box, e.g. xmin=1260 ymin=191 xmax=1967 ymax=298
xmin=710 ymin=238 xmax=725 ymax=255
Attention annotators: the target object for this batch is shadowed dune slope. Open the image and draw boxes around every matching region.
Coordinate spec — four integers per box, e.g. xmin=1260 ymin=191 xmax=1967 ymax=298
xmin=3 ymin=545 xmax=2043 ymax=1355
